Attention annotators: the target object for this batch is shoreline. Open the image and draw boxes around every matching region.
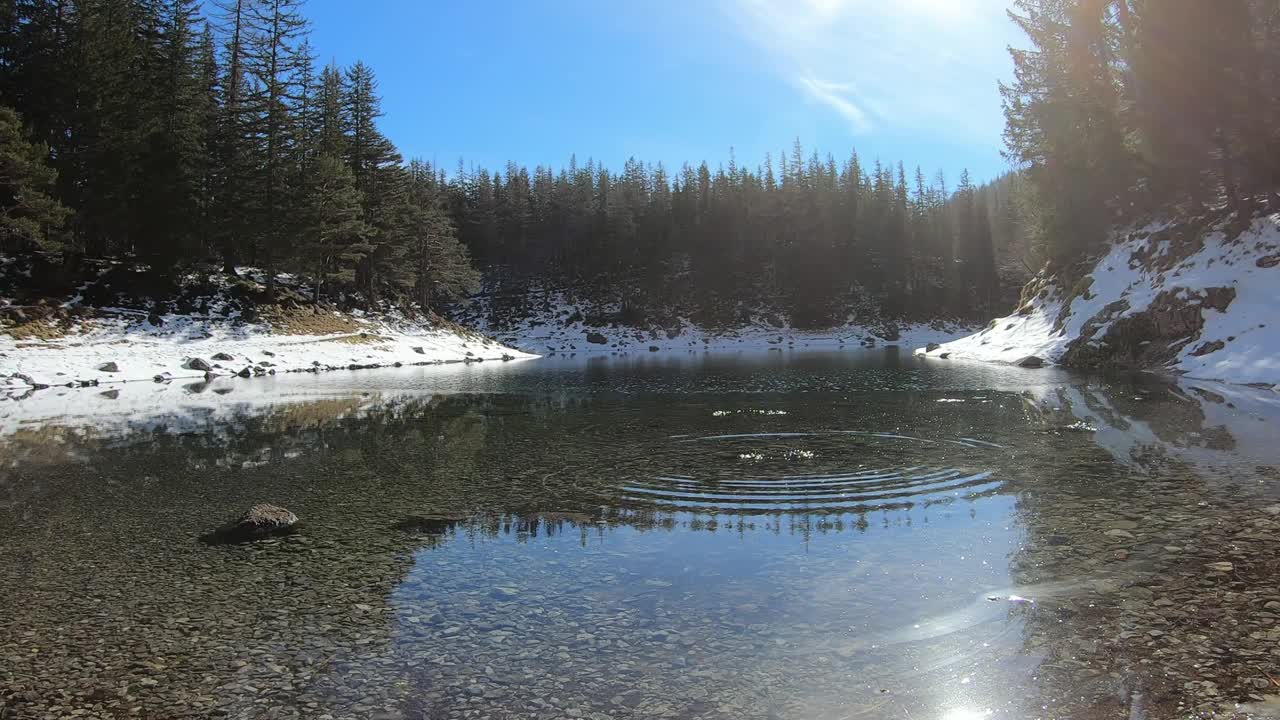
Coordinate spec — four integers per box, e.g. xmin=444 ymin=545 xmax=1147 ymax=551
xmin=2 ymin=315 xmax=980 ymax=393
xmin=1 ymin=317 xmax=538 ymax=393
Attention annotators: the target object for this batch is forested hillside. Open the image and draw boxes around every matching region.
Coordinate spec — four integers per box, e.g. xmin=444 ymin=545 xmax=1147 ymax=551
xmin=1000 ymin=0 xmax=1280 ymax=267
xmin=925 ymin=0 xmax=1280 ymax=385
xmin=0 ymin=0 xmax=1020 ymax=331
xmin=1 ymin=0 xmax=477 ymax=310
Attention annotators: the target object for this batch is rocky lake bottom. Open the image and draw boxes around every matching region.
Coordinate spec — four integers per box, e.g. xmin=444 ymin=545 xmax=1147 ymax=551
xmin=2 ymin=350 xmax=1280 ymax=719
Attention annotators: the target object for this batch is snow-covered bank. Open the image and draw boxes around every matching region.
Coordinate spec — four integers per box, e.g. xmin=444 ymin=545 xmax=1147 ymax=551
xmin=917 ymin=213 xmax=1280 ymax=389
xmin=453 ymin=292 xmax=978 ymax=357
xmin=0 ymin=259 xmax=535 ymax=391
xmin=0 ymin=314 xmax=535 ymax=391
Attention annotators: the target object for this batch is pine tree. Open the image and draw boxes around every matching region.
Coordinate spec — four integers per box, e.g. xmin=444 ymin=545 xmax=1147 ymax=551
xmin=297 ymin=153 xmax=369 ymax=307
xmin=341 ymin=60 xmax=407 ymax=302
xmin=315 ymin=64 xmax=345 ymax=158
xmin=1002 ymin=0 xmax=1132 ymax=267
xmin=0 ymin=105 xmax=69 ymax=251
xmin=135 ymin=0 xmax=206 ymax=272
xmin=403 ymin=164 xmax=479 ymax=305
xmin=209 ymin=0 xmax=258 ymax=272
xmin=195 ymin=24 xmax=220 ymax=256
xmin=244 ymin=0 xmax=310 ymax=294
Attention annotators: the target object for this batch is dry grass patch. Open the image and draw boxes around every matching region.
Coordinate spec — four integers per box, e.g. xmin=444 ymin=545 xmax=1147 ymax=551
xmin=4 ymin=318 xmax=68 ymax=340
xmin=260 ymin=305 xmax=360 ymax=336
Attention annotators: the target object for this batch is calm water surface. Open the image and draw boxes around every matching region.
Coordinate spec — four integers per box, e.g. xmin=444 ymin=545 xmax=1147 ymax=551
xmin=3 ymin=350 xmax=1279 ymax=719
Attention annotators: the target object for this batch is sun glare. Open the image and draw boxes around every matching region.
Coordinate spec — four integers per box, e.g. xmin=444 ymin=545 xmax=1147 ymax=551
xmin=939 ymin=709 xmax=994 ymax=720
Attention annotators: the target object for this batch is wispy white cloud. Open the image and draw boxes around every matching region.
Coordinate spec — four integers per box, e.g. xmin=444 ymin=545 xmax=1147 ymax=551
xmin=795 ymin=73 xmax=873 ymax=133
xmin=723 ymin=0 xmax=1015 ymax=140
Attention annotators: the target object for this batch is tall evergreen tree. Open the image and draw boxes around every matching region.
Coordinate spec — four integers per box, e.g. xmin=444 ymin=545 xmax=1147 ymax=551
xmin=0 ymin=105 xmax=69 ymax=251
xmin=135 ymin=0 xmax=205 ymax=271
xmin=244 ymin=0 xmax=309 ymax=294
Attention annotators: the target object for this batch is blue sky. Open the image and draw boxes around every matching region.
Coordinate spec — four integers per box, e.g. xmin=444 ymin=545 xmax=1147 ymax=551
xmin=306 ymin=0 xmax=1020 ymax=184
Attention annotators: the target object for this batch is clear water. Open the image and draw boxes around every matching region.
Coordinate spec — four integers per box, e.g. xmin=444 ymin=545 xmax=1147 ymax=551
xmin=2 ymin=350 xmax=1279 ymax=719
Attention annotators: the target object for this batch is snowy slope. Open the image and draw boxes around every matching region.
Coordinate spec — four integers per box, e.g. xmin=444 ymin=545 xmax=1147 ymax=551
xmin=0 ymin=262 xmax=535 ymax=391
xmin=917 ymin=213 xmax=1280 ymax=388
xmin=0 ymin=313 xmax=534 ymax=391
xmin=455 ymin=291 xmax=977 ymax=357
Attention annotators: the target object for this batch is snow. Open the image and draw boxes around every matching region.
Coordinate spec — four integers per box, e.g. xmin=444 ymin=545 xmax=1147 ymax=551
xmin=917 ymin=214 xmax=1280 ymax=389
xmin=0 ymin=258 xmax=542 ymax=391
xmin=455 ymin=291 xmax=978 ymax=357
xmin=0 ymin=307 xmax=536 ymax=391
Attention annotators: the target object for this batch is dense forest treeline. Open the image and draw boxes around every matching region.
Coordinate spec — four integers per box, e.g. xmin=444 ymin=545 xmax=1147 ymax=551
xmin=5 ymin=0 xmax=1277 ymax=329
xmin=439 ymin=148 xmax=1018 ymax=327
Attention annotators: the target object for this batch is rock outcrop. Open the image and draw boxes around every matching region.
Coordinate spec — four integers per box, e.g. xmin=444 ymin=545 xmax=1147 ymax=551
xmin=918 ymin=212 xmax=1280 ymax=387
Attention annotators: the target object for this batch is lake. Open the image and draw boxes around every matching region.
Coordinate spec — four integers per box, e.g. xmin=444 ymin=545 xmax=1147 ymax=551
xmin=3 ymin=350 xmax=1280 ymax=720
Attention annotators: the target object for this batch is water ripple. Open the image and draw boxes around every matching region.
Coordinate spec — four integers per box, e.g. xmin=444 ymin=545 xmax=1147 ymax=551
xmin=622 ymin=469 xmax=1000 ymax=513
xmin=622 ymin=430 xmax=1006 ymax=515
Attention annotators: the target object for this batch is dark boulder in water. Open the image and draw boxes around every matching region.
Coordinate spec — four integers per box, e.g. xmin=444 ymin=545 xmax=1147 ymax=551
xmin=1015 ymin=355 xmax=1046 ymax=368
xmin=203 ymin=503 xmax=299 ymax=545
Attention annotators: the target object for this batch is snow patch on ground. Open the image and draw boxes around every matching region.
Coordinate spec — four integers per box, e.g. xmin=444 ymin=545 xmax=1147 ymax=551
xmin=455 ymin=292 xmax=977 ymax=357
xmin=0 ymin=314 xmax=534 ymax=391
xmin=917 ymin=214 xmax=1280 ymax=388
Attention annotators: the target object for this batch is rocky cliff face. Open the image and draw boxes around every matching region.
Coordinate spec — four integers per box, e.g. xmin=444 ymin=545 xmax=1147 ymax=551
xmin=918 ymin=212 xmax=1280 ymax=388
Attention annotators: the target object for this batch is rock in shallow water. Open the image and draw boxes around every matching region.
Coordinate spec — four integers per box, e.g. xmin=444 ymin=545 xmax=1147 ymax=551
xmin=203 ymin=503 xmax=299 ymax=544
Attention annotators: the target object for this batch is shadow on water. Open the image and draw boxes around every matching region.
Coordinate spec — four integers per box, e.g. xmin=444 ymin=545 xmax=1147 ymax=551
xmin=2 ymin=351 xmax=1279 ymax=718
